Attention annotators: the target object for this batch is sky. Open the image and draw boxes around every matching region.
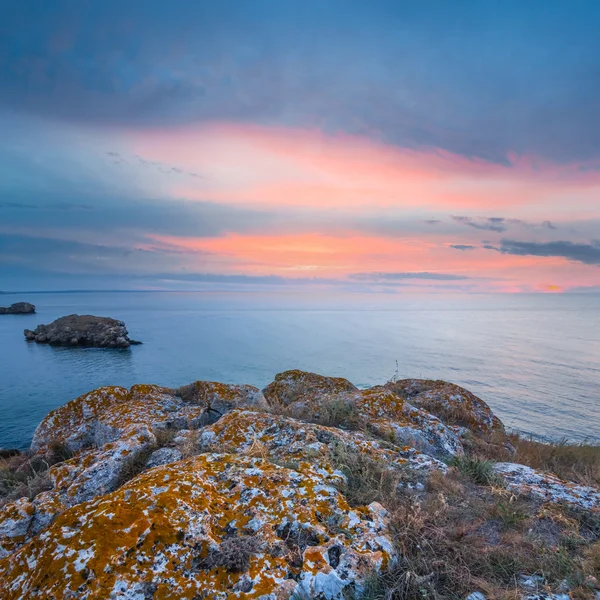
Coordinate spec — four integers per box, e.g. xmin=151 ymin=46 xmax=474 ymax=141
xmin=1 ymin=1 xmax=600 ymax=293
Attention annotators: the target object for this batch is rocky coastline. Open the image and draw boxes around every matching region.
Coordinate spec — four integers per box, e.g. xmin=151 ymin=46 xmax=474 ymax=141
xmin=0 ymin=302 xmax=35 ymax=315
xmin=24 ymin=314 xmax=141 ymax=348
xmin=0 ymin=370 xmax=598 ymax=599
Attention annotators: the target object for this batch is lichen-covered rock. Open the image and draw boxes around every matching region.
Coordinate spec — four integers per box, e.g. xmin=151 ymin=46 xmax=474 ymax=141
xmin=177 ymin=380 xmax=268 ymax=420
xmin=385 ymin=379 xmax=504 ymax=434
xmin=263 ymin=369 xmax=357 ymax=406
xmin=49 ymin=425 xmax=156 ymax=507
xmin=263 ymin=371 xmax=463 ymax=458
xmin=31 ymin=382 xmax=263 ymax=454
xmin=354 ymin=387 xmax=464 ymax=457
xmin=0 ymin=302 xmax=35 ymax=315
xmin=494 ymin=463 xmax=600 ymax=511
xmin=0 ymin=498 xmax=34 ymax=559
xmin=146 ymin=447 xmax=183 ymax=468
xmin=0 ymin=454 xmax=396 ymax=599
xmin=1 ymin=426 xmax=158 ymax=558
xmin=198 ymin=409 xmax=447 ymax=484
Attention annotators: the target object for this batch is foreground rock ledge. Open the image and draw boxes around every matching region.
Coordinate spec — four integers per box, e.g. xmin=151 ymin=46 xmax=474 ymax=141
xmin=24 ymin=314 xmax=141 ymax=348
xmin=0 ymin=302 xmax=35 ymax=315
xmin=0 ymin=370 xmax=598 ymax=600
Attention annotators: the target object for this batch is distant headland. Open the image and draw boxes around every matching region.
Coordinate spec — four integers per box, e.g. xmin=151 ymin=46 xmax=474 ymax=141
xmin=0 ymin=302 xmax=35 ymax=315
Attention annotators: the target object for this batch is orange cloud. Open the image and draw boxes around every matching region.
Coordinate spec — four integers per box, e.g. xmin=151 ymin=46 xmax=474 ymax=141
xmin=116 ymin=123 xmax=600 ymax=292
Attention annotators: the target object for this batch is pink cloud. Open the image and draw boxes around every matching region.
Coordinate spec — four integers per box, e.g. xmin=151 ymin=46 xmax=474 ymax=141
xmin=113 ymin=123 xmax=600 ymax=292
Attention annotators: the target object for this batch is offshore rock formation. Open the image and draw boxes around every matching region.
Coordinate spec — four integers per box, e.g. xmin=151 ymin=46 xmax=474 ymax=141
xmin=24 ymin=314 xmax=141 ymax=348
xmin=0 ymin=301 xmax=35 ymax=314
xmin=0 ymin=370 xmax=599 ymax=599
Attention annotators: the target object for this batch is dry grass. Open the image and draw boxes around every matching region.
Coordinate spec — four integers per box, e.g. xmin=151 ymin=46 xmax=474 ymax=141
xmin=508 ymin=435 xmax=600 ymax=488
xmin=333 ymin=448 xmax=600 ymax=600
xmin=115 ymin=447 xmax=157 ymax=488
xmin=268 ymin=395 xmax=362 ymax=431
xmin=154 ymin=427 xmax=178 ymax=447
xmin=196 ymin=535 xmax=264 ymax=573
xmin=0 ymin=452 xmax=53 ymax=507
xmin=327 ymin=440 xmax=406 ymax=508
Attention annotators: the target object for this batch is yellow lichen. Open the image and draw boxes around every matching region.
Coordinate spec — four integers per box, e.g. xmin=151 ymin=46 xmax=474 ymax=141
xmin=0 ymin=454 xmax=394 ymax=599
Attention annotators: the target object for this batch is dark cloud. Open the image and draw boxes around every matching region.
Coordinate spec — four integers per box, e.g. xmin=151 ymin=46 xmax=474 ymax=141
xmin=450 ymin=244 xmax=476 ymax=251
xmin=452 ymin=216 xmax=507 ymax=232
xmin=0 ymin=201 xmax=94 ymax=210
xmin=487 ymin=239 xmax=600 ymax=265
xmin=349 ymin=272 xmax=469 ymax=281
xmin=0 ymin=189 xmax=276 ymax=239
xmin=1 ymin=2 xmax=600 ymax=163
xmin=424 ymin=219 xmax=442 ymax=225
xmin=452 ymin=216 xmax=556 ymax=232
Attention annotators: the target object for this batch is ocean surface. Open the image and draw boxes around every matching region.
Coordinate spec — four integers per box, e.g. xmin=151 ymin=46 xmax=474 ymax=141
xmin=0 ymin=291 xmax=599 ymax=449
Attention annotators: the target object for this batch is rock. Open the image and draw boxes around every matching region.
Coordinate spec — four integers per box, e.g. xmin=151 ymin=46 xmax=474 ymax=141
xmin=30 ymin=381 xmax=264 ymax=454
xmin=385 ymin=379 xmax=504 ymax=434
xmin=0 ymin=302 xmax=35 ymax=315
xmin=494 ymin=463 xmax=600 ymax=511
xmin=198 ymin=408 xmax=447 ymax=485
xmin=264 ymin=371 xmax=463 ymax=458
xmin=263 ymin=369 xmax=358 ymax=406
xmin=177 ymin=380 xmax=268 ymax=423
xmin=0 ymin=454 xmax=396 ymax=599
xmin=23 ymin=314 xmax=140 ymax=348
xmin=0 ymin=498 xmax=34 ymax=559
xmin=145 ymin=447 xmax=183 ymax=468
xmin=3 ymin=370 xmax=598 ymax=599
xmin=48 ymin=425 xmax=157 ymax=507
xmin=519 ymin=573 xmax=546 ymax=591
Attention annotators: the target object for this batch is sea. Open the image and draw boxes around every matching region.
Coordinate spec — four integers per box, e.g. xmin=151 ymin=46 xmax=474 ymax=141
xmin=0 ymin=291 xmax=599 ymax=449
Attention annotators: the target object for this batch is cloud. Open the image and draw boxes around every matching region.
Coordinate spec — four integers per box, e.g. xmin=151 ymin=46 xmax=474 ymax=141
xmin=452 ymin=216 xmax=557 ymax=232
xmin=449 ymin=244 xmax=476 ymax=251
xmin=452 ymin=216 xmax=508 ymax=232
xmin=349 ymin=272 xmax=469 ymax=281
xmin=2 ymin=2 xmax=600 ymax=163
xmin=488 ymin=239 xmax=600 ymax=265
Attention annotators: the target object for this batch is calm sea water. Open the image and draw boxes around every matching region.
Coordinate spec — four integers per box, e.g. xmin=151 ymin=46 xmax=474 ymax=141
xmin=0 ymin=291 xmax=599 ymax=449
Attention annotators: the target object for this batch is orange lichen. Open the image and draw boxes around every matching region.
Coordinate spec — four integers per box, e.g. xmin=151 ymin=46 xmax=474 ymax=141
xmin=386 ymin=379 xmax=504 ymax=434
xmin=199 ymin=409 xmax=447 ymax=483
xmin=263 ymin=369 xmax=357 ymax=406
xmin=31 ymin=381 xmax=265 ymax=456
xmin=263 ymin=372 xmax=464 ymax=457
xmin=0 ymin=454 xmax=395 ymax=599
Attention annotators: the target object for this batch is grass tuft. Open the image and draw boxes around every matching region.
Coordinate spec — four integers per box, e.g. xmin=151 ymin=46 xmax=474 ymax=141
xmin=451 ymin=456 xmax=500 ymax=486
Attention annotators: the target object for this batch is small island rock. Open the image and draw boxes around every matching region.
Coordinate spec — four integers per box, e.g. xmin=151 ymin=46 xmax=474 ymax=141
xmin=24 ymin=314 xmax=141 ymax=348
xmin=0 ymin=302 xmax=35 ymax=315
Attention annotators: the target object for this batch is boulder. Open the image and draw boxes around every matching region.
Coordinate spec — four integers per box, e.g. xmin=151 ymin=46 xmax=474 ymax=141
xmin=0 ymin=302 xmax=35 ymax=315
xmin=23 ymin=314 xmax=140 ymax=348
xmin=493 ymin=462 xmax=600 ymax=511
xmin=264 ymin=371 xmax=463 ymax=458
xmin=263 ymin=369 xmax=358 ymax=406
xmin=198 ymin=408 xmax=448 ymax=484
xmin=385 ymin=379 xmax=504 ymax=434
xmin=145 ymin=447 xmax=183 ymax=468
xmin=30 ymin=381 xmax=265 ymax=454
xmin=0 ymin=454 xmax=396 ymax=600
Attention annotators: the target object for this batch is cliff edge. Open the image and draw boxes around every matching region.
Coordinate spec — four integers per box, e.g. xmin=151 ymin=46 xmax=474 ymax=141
xmin=0 ymin=370 xmax=598 ymax=599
